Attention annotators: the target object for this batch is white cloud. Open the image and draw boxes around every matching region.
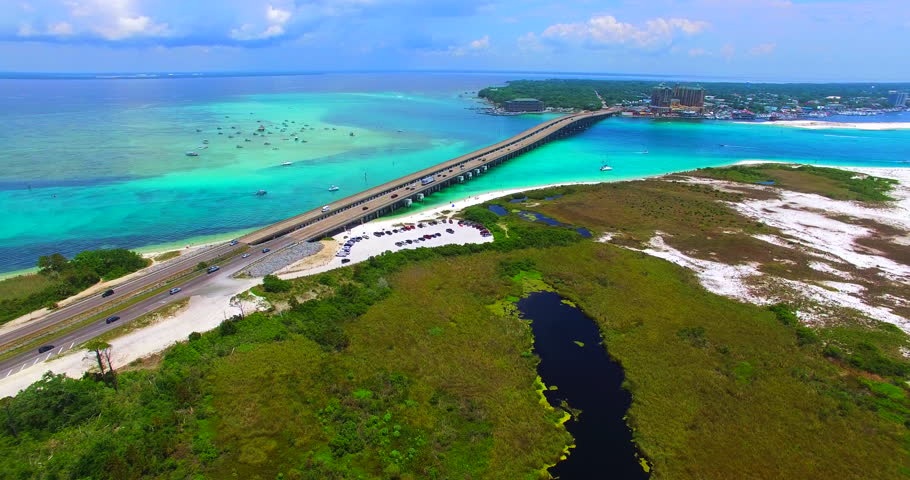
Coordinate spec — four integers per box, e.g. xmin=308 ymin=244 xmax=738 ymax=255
xmin=266 ymin=5 xmax=292 ymax=25
xmin=540 ymin=15 xmax=709 ymax=50
xmin=48 ymin=21 xmax=73 ymax=35
xmin=231 ymin=3 xmax=293 ymax=41
xmin=749 ymin=42 xmax=776 ymax=56
xmin=469 ymin=34 xmax=490 ymax=50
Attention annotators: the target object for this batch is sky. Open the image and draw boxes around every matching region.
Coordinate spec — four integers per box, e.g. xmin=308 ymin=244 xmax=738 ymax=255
xmin=0 ymin=0 xmax=907 ymax=81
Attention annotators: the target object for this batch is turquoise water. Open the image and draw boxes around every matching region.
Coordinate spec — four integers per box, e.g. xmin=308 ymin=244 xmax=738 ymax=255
xmin=1 ymin=73 xmax=908 ymax=273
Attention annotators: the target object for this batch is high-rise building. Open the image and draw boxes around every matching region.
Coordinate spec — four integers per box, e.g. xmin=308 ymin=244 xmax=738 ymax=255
xmin=888 ymin=91 xmax=908 ymax=108
xmin=650 ymin=85 xmax=673 ymax=112
xmin=673 ymin=85 xmax=706 ymax=111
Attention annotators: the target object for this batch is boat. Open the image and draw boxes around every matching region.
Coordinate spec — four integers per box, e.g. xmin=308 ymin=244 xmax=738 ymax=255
xmin=255 ymin=190 xmax=267 ymax=196
xmin=600 ymin=165 xmax=613 ymax=171
xmin=185 ymin=151 xmax=199 ymax=157
xmin=281 ymin=161 xmax=292 ymax=166
xmin=328 ymin=185 xmax=340 ymax=192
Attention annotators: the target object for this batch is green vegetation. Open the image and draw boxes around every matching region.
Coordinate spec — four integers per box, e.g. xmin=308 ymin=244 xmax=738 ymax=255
xmin=0 ymin=249 xmax=150 ymax=325
xmin=153 ymin=250 xmax=181 ymax=262
xmin=479 ymin=78 xmax=910 ymax=111
xmin=694 ymin=164 xmax=899 ymax=202
xmin=2 ymin=175 xmax=909 ymax=478
xmin=0 ymin=273 xmax=53 ymax=302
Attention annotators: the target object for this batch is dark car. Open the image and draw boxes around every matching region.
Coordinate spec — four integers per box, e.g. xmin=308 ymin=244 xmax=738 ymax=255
xmin=391 ymin=194 xmax=399 ymax=199
xmin=207 ymin=266 xmax=220 ymax=274
xmin=262 ymin=248 xmax=271 ymax=253
xmin=362 ymin=206 xmax=369 ymax=211
xmin=446 ymin=228 xmax=455 ymax=234
xmin=406 ymin=239 xmax=413 ymax=244
xmin=37 ymin=345 xmax=54 ymax=354
xmin=101 ymin=289 xmax=114 ymax=298
xmin=341 ymin=258 xmax=351 ymax=264
xmin=105 ymin=315 xmax=121 ymax=324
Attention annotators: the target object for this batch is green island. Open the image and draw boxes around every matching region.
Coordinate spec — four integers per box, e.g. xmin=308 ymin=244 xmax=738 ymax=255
xmin=1 ymin=166 xmax=909 ymax=479
xmin=0 ymin=249 xmax=150 ymax=324
xmin=479 ymin=78 xmax=910 ymax=111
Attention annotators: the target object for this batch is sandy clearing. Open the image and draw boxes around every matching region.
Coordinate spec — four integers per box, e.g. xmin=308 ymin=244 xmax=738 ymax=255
xmin=642 ymin=235 xmax=767 ymax=304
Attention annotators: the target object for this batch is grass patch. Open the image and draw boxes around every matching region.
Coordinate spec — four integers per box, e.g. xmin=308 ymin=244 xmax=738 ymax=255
xmin=0 ymin=273 xmax=54 ymax=303
xmin=152 ymin=250 xmax=181 ymax=262
xmin=693 ymin=164 xmax=898 ymax=202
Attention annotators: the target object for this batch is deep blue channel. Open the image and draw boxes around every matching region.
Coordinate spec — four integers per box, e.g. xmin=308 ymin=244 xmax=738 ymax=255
xmin=517 ymin=291 xmax=648 ymax=479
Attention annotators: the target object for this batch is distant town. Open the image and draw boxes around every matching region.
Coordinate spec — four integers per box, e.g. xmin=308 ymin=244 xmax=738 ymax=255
xmin=478 ymin=79 xmax=910 ymax=120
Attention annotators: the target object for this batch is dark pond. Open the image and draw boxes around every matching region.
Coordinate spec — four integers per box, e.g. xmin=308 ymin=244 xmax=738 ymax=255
xmin=576 ymin=227 xmax=593 ymax=238
xmin=518 ymin=211 xmax=563 ymax=226
xmin=517 ymin=291 xmax=648 ymax=479
xmin=755 ymin=180 xmax=776 ymax=185
xmin=509 ymin=196 xmax=529 ymax=203
xmin=488 ymin=204 xmax=508 ymax=216
xmin=544 ymin=194 xmax=564 ymax=200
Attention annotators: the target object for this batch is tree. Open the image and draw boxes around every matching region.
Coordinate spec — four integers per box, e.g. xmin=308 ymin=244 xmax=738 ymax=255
xmin=37 ymin=253 xmax=68 ymax=275
xmin=85 ymin=340 xmax=113 ymax=375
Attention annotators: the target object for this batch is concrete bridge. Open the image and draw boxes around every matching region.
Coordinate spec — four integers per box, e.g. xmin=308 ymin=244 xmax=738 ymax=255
xmin=240 ymin=108 xmax=618 ymax=245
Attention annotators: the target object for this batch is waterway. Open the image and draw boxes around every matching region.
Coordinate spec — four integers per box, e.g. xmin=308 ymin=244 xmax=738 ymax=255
xmin=1 ymin=72 xmax=908 ymax=273
xmin=517 ymin=291 xmax=648 ymax=479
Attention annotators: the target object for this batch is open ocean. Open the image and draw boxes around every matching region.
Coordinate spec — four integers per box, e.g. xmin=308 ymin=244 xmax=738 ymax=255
xmin=1 ymin=72 xmax=908 ymax=274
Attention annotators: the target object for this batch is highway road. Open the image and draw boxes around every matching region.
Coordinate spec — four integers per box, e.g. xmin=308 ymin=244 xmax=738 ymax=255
xmin=0 ymin=235 xmax=299 ymax=377
xmin=0 ymin=241 xmax=240 ymax=352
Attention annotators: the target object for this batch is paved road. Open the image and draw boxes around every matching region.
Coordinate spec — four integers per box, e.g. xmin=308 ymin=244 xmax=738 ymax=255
xmin=0 ymin=242 xmax=240 ymax=352
xmin=0 ymin=235 xmax=298 ymax=377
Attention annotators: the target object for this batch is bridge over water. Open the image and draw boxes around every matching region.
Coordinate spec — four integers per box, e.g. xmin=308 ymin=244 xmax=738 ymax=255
xmin=240 ymin=108 xmax=618 ymax=245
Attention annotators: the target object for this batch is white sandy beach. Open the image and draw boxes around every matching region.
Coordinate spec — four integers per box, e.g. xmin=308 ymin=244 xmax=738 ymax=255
xmin=738 ymin=120 xmax=910 ymax=131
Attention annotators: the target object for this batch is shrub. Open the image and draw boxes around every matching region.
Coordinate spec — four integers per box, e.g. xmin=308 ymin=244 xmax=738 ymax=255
xmin=263 ymin=275 xmax=292 ymax=293
xmin=769 ymin=303 xmax=799 ymax=327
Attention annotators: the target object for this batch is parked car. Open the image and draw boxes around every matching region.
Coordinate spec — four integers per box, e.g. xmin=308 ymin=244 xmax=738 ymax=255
xmin=101 ymin=289 xmax=114 ymax=298
xmin=37 ymin=345 xmax=54 ymax=354
xmin=391 ymin=194 xmax=399 ymax=199
xmin=341 ymin=258 xmax=351 ymax=264
xmin=229 ymin=239 xmax=239 ymax=246
xmin=362 ymin=206 xmax=369 ymax=211
xmin=105 ymin=315 xmax=121 ymax=324
xmin=207 ymin=266 xmax=220 ymax=274
xmin=262 ymin=248 xmax=271 ymax=253
xmin=242 ymin=253 xmax=251 ymax=258
xmin=446 ymin=228 xmax=455 ymax=234
xmin=169 ymin=287 xmax=182 ymax=295
xmin=406 ymin=239 xmax=413 ymax=244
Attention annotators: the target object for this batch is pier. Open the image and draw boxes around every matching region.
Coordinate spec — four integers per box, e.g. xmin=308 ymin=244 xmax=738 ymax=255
xmin=240 ymin=108 xmax=618 ymax=245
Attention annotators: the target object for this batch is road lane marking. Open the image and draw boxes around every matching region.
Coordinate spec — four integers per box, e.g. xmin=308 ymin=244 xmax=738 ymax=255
xmin=69 ymin=341 xmax=74 ymax=349
xmin=45 ymin=352 xmax=52 ymax=361
xmin=4 ymin=369 xmax=11 ymax=378
xmin=18 ymin=363 xmax=26 ymax=372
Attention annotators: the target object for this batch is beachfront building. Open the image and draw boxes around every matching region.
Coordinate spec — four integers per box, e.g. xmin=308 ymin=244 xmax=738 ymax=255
xmin=888 ymin=91 xmax=908 ymax=108
xmin=503 ymin=98 xmax=544 ymax=112
xmin=650 ymin=85 xmax=673 ymax=113
xmin=673 ymin=85 xmax=706 ymax=112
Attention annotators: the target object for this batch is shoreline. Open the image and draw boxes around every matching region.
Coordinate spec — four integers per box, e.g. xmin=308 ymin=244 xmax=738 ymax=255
xmin=735 ymin=120 xmax=910 ymax=131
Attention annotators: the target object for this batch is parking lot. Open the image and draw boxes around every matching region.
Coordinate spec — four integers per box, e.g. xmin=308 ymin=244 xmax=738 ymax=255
xmin=325 ymin=218 xmax=494 ymax=270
